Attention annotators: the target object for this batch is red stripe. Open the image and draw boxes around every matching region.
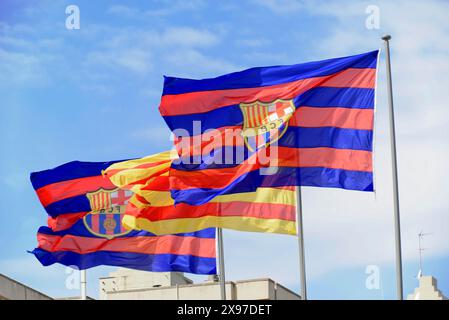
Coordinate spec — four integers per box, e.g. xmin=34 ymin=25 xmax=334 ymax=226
xmin=170 ymin=147 xmax=372 ymax=190
xmin=92 ymin=194 xmax=96 ymax=211
xmin=257 ymin=107 xmax=265 ymax=126
xmin=36 ymin=175 xmax=115 ymax=207
xmin=126 ymin=199 xmax=295 ymax=222
xmin=47 ymin=212 xmax=88 ymax=231
xmin=160 ymin=68 xmax=376 ymax=116
xmin=290 ymin=107 xmax=374 ymax=130
xmin=100 ymin=194 xmax=104 ymax=210
xmin=251 ymin=106 xmax=257 ymax=127
xmin=321 ymin=68 xmax=376 ymax=88
xmin=37 ymin=233 xmax=216 ymax=258
xmin=91 ymin=213 xmax=99 ymax=233
xmin=249 ymin=106 xmax=255 ymax=127
xmin=141 ymin=176 xmax=171 ymax=191
xmin=175 ymin=126 xmax=244 ymax=158
xmin=254 ymin=106 xmax=260 ymax=127
xmin=263 ymin=107 xmax=269 ymax=124
xmin=119 ymin=167 xmax=170 ymax=190
xmin=277 ymin=147 xmax=372 ymax=171
xmin=105 ymin=192 xmax=114 ymax=235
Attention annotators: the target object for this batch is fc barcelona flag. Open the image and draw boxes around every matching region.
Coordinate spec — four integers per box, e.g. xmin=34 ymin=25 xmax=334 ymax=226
xmin=30 ymin=161 xmax=217 ymax=274
xmin=30 ymin=221 xmax=216 ymax=274
xmin=159 ymin=51 xmax=379 ymax=205
xmin=30 ymin=160 xmax=124 ymax=231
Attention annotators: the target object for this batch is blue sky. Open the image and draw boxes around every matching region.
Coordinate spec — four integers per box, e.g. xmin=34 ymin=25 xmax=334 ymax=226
xmin=0 ymin=0 xmax=448 ymax=299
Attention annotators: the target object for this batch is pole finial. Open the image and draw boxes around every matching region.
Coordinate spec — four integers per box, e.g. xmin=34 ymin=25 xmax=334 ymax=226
xmin=382 ymin=34 xmax=392 ymax=41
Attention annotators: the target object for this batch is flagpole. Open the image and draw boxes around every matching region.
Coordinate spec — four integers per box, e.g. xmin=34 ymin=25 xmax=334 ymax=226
xmin=217 ymin=227 xmax=226 ymax=300
xmin=80 ymin=269 xmax=87 ymax=300
xmin=382 ymin=34 xmax=403 ymax=300
xmin=295 ymin=186 xmax=307 ymax=300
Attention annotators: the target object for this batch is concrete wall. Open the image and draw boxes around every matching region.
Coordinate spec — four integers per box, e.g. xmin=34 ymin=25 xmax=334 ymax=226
xmin=99 ymin=270 xmax=300 ymax=300
xmin=104 ymin=282 xmax=235 ymax=300
xmin=234 ymin=279 xmax=300 ymax=300
xmin=99 ymin=269 xmax=193 ymax=300
xmin=0 ymin=273 xmax=52 ymax=300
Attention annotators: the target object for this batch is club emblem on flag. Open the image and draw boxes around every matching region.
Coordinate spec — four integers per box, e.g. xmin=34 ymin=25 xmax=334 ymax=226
xmin=83 ymin=188 xmax=133 ymax=239
xmin=240 ymin=99 xmax=296 ymax=151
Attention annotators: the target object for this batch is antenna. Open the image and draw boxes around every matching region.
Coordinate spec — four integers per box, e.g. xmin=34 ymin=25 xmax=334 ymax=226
xmin=417 ymin=230 xmax=432 ymax=278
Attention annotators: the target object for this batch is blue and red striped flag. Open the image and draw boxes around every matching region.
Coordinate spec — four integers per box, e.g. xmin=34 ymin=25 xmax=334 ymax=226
xmin=30 ymin=161 xmax=216 ymax=274
xmin=159 ymin=51 xmax=379 ymax=205
xmin=31 ymin=221 xmax=216 ymax=274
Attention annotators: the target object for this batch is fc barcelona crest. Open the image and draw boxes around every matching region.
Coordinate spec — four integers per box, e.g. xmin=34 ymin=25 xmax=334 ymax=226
xmin=240 ymin=99 xmax=296 ymax=151
xmin=83 ymin=188 xmax=133 ymax=239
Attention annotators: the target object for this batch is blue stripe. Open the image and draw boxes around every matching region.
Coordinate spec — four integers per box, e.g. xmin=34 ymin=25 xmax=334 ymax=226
xmin=85 ymin=214 xmax=91 ymax=230
xmin=171 ymin=167 xmax=373 ymax=206
xmin=280 ymin=127 xmax=373 ymax=151
xmin=163 ymin=87 xmax=375 ymax=135
xmin=44 ymin=195 xmax=91 ymax=217
xmin=293 ymin=87 xmax=375 ymax=109
xmin=163 ymin=50 xmax=378 ymax=95
xmin=30 ymin=248 xmax=217 ymax=274
xmin=99 ymin=215 xmax=106 ymax=235
xmin=30 ymin=159 xmax=128 ymax=190
xmin=163 ymin=104 xmax=243 ymax=135
xmin=37 ymin=223 xmax=216 ymax=239
xmin=114 ymin=215 xmax=121 ymax=234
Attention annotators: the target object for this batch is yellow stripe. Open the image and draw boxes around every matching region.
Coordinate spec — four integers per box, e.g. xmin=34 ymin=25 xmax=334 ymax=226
xmin=213 ymin=187 xmax=296 ymax=205
xmin=122 ymin=215 xmax=297 ymax=236
xmin=104 ymin=150 xmax=176 ymax=191
xmin=105 ymin=150 xmax=176 ymax=171
xmin=137 ymin=187 xmax=296 ymax=207
xmin=136 ymin=190 xmax=174 ymax=206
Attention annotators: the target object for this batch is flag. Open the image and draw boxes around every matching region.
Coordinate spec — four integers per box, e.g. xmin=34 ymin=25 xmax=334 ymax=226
xmin=159 ymin=50 xmax=378 ymax=205
xmin=30 ymin=160 xmax=124 ymax=231
xmin=104 ymin=154 xmax=297 ymax=235
xmin=31 ymin=219 xmax=216 ymax=274
xmin=103 ymin=151 xmax=175 ymax=193
xmin=30 ymin=160 xmax=217 ymax=274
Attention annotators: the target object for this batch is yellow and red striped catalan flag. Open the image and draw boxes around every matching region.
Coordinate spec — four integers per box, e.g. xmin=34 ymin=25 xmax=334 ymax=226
xmin=104 ymin=151 xmax=296 ymax=236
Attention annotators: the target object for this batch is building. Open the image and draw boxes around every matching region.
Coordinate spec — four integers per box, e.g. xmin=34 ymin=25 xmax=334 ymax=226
xmin=99 ymin=268 xmax=300 ymax=300
xmin=407 ymin=275 xmax=447 ymax=300
xmin=0 ymin=273 xmax=52 ymax=300
xmin=4 ymin=269 xmax=447 ymax=300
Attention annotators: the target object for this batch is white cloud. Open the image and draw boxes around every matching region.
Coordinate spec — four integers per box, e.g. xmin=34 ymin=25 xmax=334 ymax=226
xmin=164 ymin=48 xmax=240 ymax=77
xmin=252 ymin=0 xmax=304 ymax=14
xmin=161 ymin=27 xmax=219 ymax=47
xmin=106 ymin=5 xmax=139 ymax=17
xmin=86 ymin=48 xmax=153 ymax=75
xmin=0 ymin=48 xmax=47 ymax=85
xmin=130 ymin=126 xmax=173 ymax=143
xmin=106 ymin=1 xmax=207 ymax=18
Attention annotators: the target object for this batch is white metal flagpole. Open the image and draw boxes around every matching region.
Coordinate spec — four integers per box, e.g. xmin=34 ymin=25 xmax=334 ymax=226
xmin=217 ymin=227 xmax=226 ymax=300
xmin=382 ymin=34 xmax=404 ymax=300
xmin=295 ymin=186 xmax=307 ymax=300
xmin=80 ymin=269 xmax=87 ymax=300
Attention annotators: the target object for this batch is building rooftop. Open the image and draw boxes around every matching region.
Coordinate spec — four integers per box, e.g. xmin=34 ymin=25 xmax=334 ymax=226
xmin=407 ymin=275 xmax=447 ymax=300
xmin=0 ymin=273 xmax=52 ymax=300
